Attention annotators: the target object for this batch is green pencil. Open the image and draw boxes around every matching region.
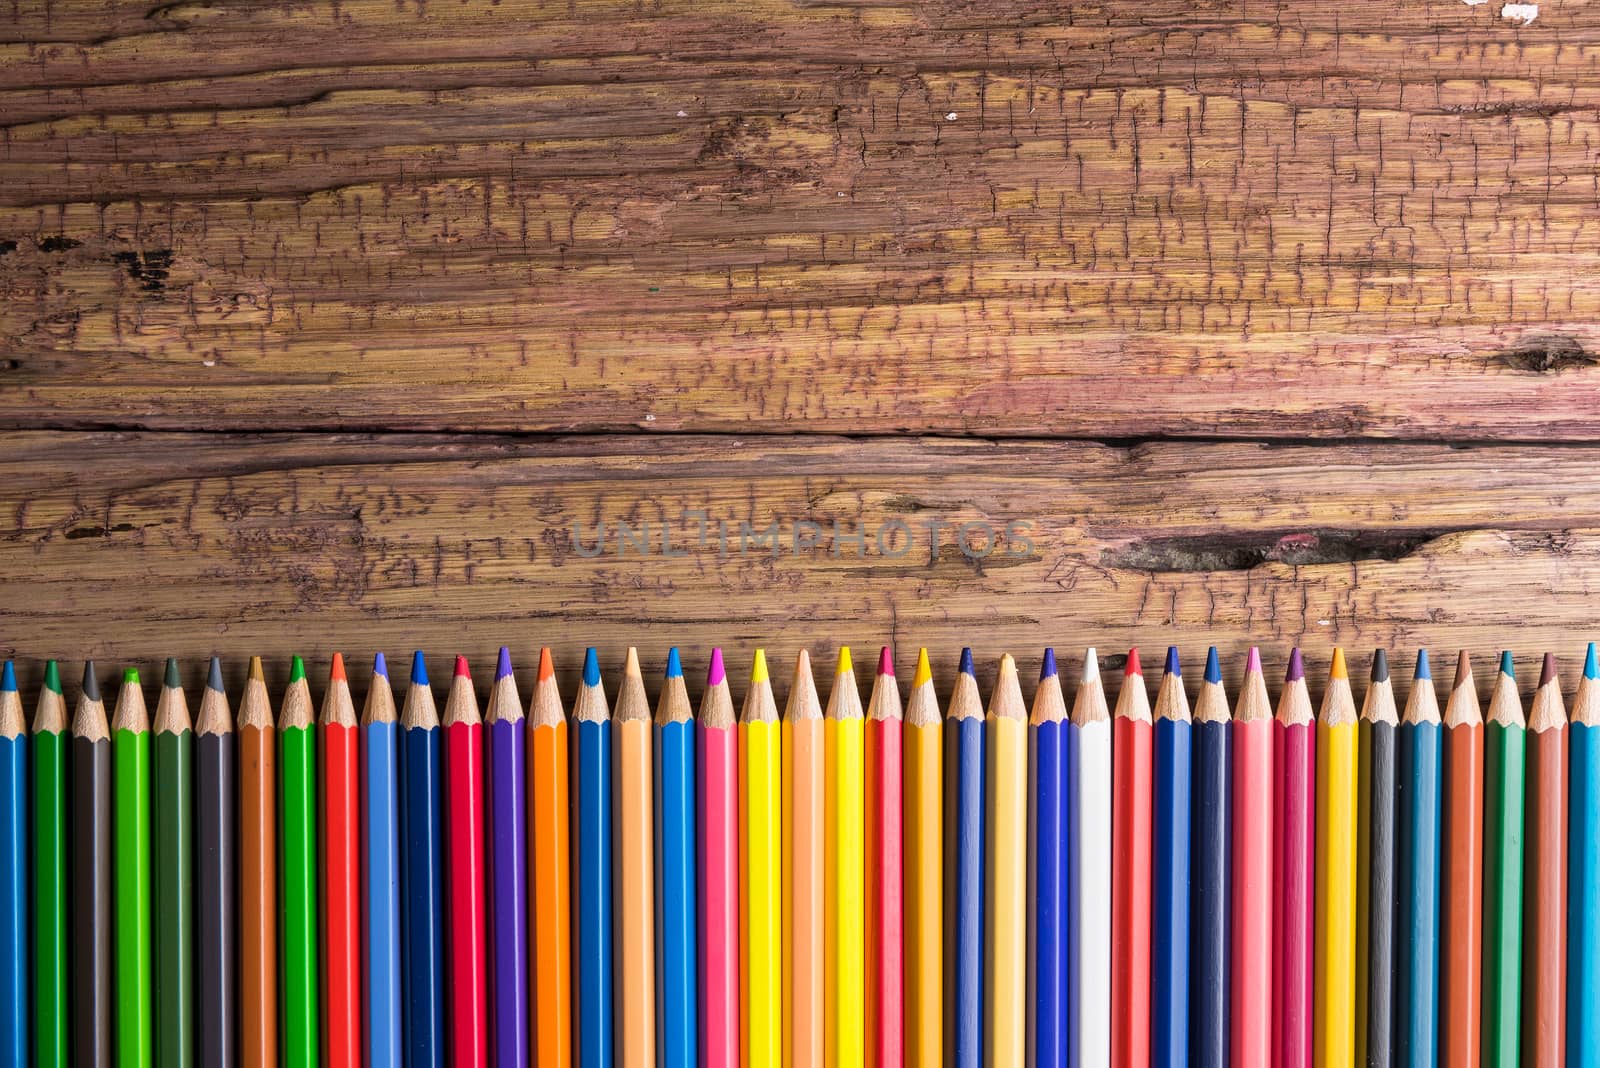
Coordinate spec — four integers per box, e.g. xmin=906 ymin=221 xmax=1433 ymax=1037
xmin=32 ymin=661 xmax=67 ymax=1068
xmin=279 ymin=655 xmax=320 ymax=1068
xmin=113 ymin=667 xmax=152 ymax=1068
xmin=1482 ymin=651 xmax=1526 ymax=1065
xmin=153 ymin=659 xmax=194 ymax=1068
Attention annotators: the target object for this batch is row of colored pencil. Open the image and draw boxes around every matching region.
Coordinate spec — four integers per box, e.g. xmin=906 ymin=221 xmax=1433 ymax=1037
xmin=0 ymin=644 xmax=1597 ymax=1067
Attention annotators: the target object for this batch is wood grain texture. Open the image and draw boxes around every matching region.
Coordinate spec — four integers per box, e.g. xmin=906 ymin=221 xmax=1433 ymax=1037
xmin=5 ymin=0 xmax=1600 ymax=437
xmin=1 ymin=431 xmax=1595 ymax=693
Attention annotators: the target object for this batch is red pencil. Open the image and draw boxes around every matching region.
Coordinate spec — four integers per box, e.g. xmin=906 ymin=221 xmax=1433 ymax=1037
xmin=1111 ymin=648 xmax=1152 ymax=1068
xmin=444 ymin=656 xmax=489 ymax=1068
xmin=1272 ymin=649 xmax=1314 ymax=1068
xmin=319 ymin=653 xmax=362 ymax=1068
xmin=865 ymin=647 xmax=904 ymax=1068
xmin=1232 ymin=647 xmax=1273 ymax=1067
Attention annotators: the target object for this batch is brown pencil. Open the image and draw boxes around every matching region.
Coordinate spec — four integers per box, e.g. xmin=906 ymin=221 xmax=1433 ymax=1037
xmin=1523 ymin=653 xmax=1567 ymax=1068
xmin=238 ymin=657 xmax=277 ymax=1068
xmin=1441 ymin=651 xmax=1483 ymax=1068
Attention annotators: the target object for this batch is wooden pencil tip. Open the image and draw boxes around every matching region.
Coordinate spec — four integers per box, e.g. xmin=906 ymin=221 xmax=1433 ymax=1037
xmin=1245 ymin=646 xmax=1261 ymax=674
xmin=329 ymin=652 xmax=346 ymax=682
xmin=624 ymin=646 xmax=642 ymax=679
xmin=1540 ymin=652 xmax=1557 ymax=688
xmin=1453 ymin=649 xmax=1471 ymax=689
xmin=81 ymin=661 xmax=100 ymax=701
xmin=537 ymin=647 xmax=554 ymax=681
xmin=454 ymin=654 xmax=470 ymax=679
xmin=163 ymin=657 xmax=181 ymax=690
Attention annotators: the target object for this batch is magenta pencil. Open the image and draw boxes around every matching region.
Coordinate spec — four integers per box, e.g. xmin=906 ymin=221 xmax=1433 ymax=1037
xmin=1272 ymin=649 xmax=1315 ymax=1068
xmin=698 ymin=650 xmax=739 ymax=1068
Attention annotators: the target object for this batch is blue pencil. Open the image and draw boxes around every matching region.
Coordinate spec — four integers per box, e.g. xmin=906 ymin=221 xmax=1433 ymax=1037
xmin=0 ymin=662 xmax=26 ymax=1068
xmin=1395 ymin=650 xmax=1442 ymax=1068
xmin=360 ymin=654 xmax=402 ymax=1068
xmin=1152 ymin=647 xmax=1191 ymax=1068
xmin=946 ymin=648 xmax=985 ymax=1068
xmin=1029 ymin=649 xmax=1067 ymax=1068
xmin=1189 ymin=648 xmax=1230 ymax=1066
xmin=655 ymin=648 xmax=698 ymax=1068
xmin=574 ymin=648 xmax=614 ymax=1068
xmin=399 ymin=652 xmax=445 ymax=1068
xmin=1570 ymin=642 xmax=1600 ymax=1063
xmin=486 ymin=648 xmax=529 ymax=1068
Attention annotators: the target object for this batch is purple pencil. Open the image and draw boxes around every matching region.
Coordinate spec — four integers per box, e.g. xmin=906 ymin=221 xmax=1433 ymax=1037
xmin=485 ymin=648 xmax=529 ymax=1066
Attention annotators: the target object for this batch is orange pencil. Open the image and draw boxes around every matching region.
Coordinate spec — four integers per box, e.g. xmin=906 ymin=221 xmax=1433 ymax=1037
xmin=615 ymin=649 xmax=654 ymax=1068
xmin=1524 ymin=653 xmax=1568 ymax=1068
xmin=1441 ymin=651 xmax=1483 ymax=1068
xmin=529 ymin=648 xmax=572 ymax=1068
xmin=902 ymin=650 xmax=942 ymax=1068
xmin=239 ymin=657 xmax=277 ymax=1068
xmin=785 ymin=651 xmax=825 ymax=1067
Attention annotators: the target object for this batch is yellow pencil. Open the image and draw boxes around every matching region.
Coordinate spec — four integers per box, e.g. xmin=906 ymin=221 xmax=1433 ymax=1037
xmin=986 ymin=654 xmax=1028 ymax=1066
xmin=825 ymin=647 xmax=866 ymax=1068
xmin=1315 ymin=647 xmax=1359 ymax=1066
xmin=904 ymin=649 xmax=943 ymax=1068
xmin=742 ymin=649 xmax=783 ymax=1068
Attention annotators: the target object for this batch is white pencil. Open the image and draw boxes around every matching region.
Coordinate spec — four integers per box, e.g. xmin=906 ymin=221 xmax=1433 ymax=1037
xmin=1070 ymin=647 xmax=1112 ymax=1066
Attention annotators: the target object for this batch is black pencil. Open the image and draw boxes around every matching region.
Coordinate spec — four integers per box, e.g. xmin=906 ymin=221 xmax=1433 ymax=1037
xmin=70 ymin=661 xmax=113 ymax=1068
xmin=1357 ymin=650 xmax=1398 ymax=1068
xmin=195 ymin=656 xmax=236 ymax=1068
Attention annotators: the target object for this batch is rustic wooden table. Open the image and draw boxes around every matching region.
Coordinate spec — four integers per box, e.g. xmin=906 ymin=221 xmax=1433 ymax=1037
xmin=2 ymin=0 xmax=1596 ymax=698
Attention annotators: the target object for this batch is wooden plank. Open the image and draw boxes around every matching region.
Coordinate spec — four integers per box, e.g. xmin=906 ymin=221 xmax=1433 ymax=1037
xmin=4 ymin=1 xmax=1600 ymax=437
xmin=1 ymin=431 xmax=1594 ymax=696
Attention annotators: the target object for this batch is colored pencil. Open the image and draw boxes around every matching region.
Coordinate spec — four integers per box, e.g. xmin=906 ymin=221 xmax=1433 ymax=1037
xmin=1070 ymin=647 xmax=1112 ymax=1067
xmin=1314 ymin=648 xmax=1358 ymax=1068
xmin=825 ymin=647 xmax=865 ymax=1068
xmin=530 ymin=647 xmax=573 ymax=1068
xmin=1273 ymin=649 xmax=1314 ymax=1068
xmin=1357 ymin=651 xmax=1398 ymax=1068
xmin=987 ymin=654 xmax=1027 ymax=1066
xmin=279 ymin=657 xmax=319 ymax=1068
xmin=196 ymin=657 xmax=237 ymax=1068
xmin=903 ymin=649 xmax=942 ymax=1068
xmin=0 ymin=662 xmax=24 ymax=1068
xmin=361 ymin=654 xmax=403 ymax=1068
xmin=946 ymin=648 xmax=985 ymax=1068
xmin=1523 ymin=653 xmax=1567 ymax=1068
xmin=1397 ymin=650 xmax=1442 ymax=1068
xmin=1111 ymin=649 xmax=1153 ymax=1068
xmin=1568 ymin=643 xmax=1600 ymax=1064
xmin=1028 ymin=649 xmax=1067 ymax=1068
xmin=616 ymin=649 xmax=655 ymax=1068
xmin=658 ymin=647 xmax=699 ymax=1068
xmin=401 ymin=652 xmax=445 ymax=1068
xmin=865 ymin=648 xmax=901 ymax=1068
xmin=32 ymin=661 xmax=67 ymax=1068
xmin=1190 ymin=648 xmax=1231 ymax=1066
xmin=1442 ymin=651 xmax=1483 ymax=1068
xmin=239 ymin=656 xmax=277 ymax=1068
xmin=486 ymin=649 xmax=529 ymax=1068
xmin=743 ymin=648 xmax=783 ymax=1068
xmin=71 ymin=663 xmax=113 ymax=1068
xmin=1230 ymin=648 xmax=1272 ymax=1068
xmin=444 ymin=656 xmax=489 ymax=1068
xmin=112 ymin=667 xmax=152 ymax=1068
xmin=153 ymin=658 xmax=195 ymax=1068
xmin=701 ymin=648 xmax=740 ymax=1068
xmin=1152 ymin=647 xmax=1191 ymax=1068
xmin=321 ymin=654 xmax=361 ymax=1068
xmin=574 ymin=648 xmax=614 ymax=1068
xmin=785 ymin=650 xmax=823 ymax=1067
xmin=1482 ymin=652 xmax=1524 ymax=1067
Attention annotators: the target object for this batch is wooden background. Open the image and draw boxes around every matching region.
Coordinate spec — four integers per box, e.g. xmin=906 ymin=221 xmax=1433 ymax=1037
xmin=4 ymin=0 xmax=1599 ymax=701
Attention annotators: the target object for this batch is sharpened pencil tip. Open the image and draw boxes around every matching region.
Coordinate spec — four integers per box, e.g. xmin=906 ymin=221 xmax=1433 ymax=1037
xmin=1499 ymin=650 xmax=1514 ymax=678
xmin=1041 ymin=647 xmax=1058 ymax=681
xmin=372 ymin=652 xmax=388 ymax=679
xmin=1540 ymin=652 xmax=1557 ymax=688
xmin=1586 ymin=643 xmax=1599 ymax=681
xmin=1371 ymin=649 xmax=1389 ymax=683
xmin=1125 ymin=647 xmax=1142 ymax=677
xmin=496 ymin=647 xmax=513 ymax=681
xmin=410 ymin=651 xmax=428 ymax=688
xmin=913 ymin=648 xmax=932 ymax=688
xmin=0 ymin=662 xmax=14 ymax=693
xmin=537 ymin=647 xmax=554 ymax=682
xmin=207 ymin=656 xmax=224 ymax=693
xmin=1454 ymin=649 xmax=1471 ymax=688
xmin=877 ymin=646 xmax=893 ymax=678
xmin=1330 ymin=647 xmax=1348 ymax=680
xmin=1414 ymin=648 xmax=1431 ymax=681
xmin=164 ymin=657 xmax=181 ymax=689
xmin=751 ymin=648 xmax=769 ymax=685
xmin=81 ymin=662 xmax=100 ymax=702
xmin=1081 ymin=648 xmax=1099 ymax=684
xmin=44 ymin=660 xmax=62 ymax=695
xmin=1286 ymin=648 xmax=1304 ymax=682
xmin=454 ymin=655 xmax=470 ymax=679
xmin=1245 ymin=647 xmax=1261 ymax=674
xmin=836 ymin=647 xmax=852 ymax=677
xmin=329 ymin=652 xmax=346 ymax=683
xmin=122 ymin=667 xmax=139 ymax=686
xmin=665 ymin=647 xmax=682 ymax=679
xmin=582 ymin=647 xmax=600 ymax=687
xmin=248 ymin=656 xmax=264 ymax=684
xmin=959 ymin=647 xmax=974 ymax=676
xmin=288 ymin=655 xmax=305 ymax=684
xmin=1164 ymin=646 xmax=1180 ymax=677
xmin=1204 ymin=647 xmax=1221 ymax=684
xmin=707 ymin=647 xmax=725 ymax=687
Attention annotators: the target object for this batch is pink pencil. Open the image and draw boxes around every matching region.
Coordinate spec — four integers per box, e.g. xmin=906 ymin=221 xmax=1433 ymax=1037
xmin=1232 ymin=647 xmax=1273 ymax=1067
xmin=866 ymin=647 xmax=904 ymax=1068
xmin=699 ymin=649 xmax=741 ymax=1068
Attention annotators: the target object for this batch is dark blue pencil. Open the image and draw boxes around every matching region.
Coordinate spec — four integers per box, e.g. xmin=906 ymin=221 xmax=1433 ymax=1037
xmin=1029 ymin=649 xmax=1067 ymax=1068
xmin=574 ymin=648 xmax=614 ymax=1068
xmin=1395 ymin=650 xmax=1442 ymax=1068
xmin=655 ymin=648 xmax=698 ymax=1068
xmin=1189 ymin=647 xmax=1230 ymax=1067
xmin=400 ymin=652 xmax=445 ymax=1068
xmin=1152 ymin=648 xmax=1191 ymax=1068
